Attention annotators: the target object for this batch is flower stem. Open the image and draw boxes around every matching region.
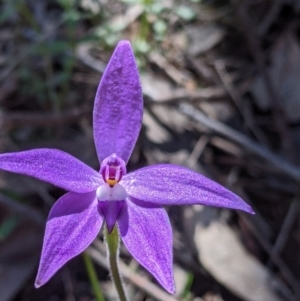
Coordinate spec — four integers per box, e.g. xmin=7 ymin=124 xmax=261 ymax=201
xmin=83 ymin=252 xmax=105 ymax=301
xmin=105 ymin=226 xmax=128 ymax=301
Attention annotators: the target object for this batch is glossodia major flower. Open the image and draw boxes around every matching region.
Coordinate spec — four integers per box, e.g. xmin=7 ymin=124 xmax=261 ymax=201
xmin=0 ymin=40 xmax=254 ymax=294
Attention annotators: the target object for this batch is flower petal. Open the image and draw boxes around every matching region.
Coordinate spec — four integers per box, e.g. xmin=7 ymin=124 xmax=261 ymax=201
xmin=98 ymin=200 xmax=125 ymax=233
xmin=35 ymin=191 xmax=102 ymax=287
xmin=118 ymin=200 xmax=175 ymax=294
xmin=93 ymin=40 xmax=143 ymax=163
xmin=0 ymin=149 xmax=102 ymax=192
xmin=122 ymin=164 xmax=254 ymax=214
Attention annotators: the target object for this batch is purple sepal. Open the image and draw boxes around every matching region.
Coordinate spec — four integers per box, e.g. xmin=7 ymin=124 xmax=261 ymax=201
xmin=122 ymin=164 xmax=254 ymax=214
xmin=98 ymin=200 xmax=125 ymax=233
xmin=93 ymin=40 xmax=143 ymax=164
xmin=35 ymin=191 xmax=102 ymax=287
xmin=0 ymin=148 xmax=102 ymax=193
xmin=118 ymin=200 xmax=175 ymax=294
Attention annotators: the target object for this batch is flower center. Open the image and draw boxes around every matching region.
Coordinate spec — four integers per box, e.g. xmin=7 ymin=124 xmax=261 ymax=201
xmin=96 ymin=183 xmax=127 ymax=201
xmin=100 ymin=153 xmax=126 ymax=187
xmin=96 ymin=153 xmax=127 ymax=202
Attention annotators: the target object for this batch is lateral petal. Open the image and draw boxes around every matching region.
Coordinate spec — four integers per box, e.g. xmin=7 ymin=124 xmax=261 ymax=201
xmin=118 ymin=200 xmax=175 ymax=294
xmin=0 ymin=148 xmax=102 ymax=192
xmin=122 ymin=164 xmax=254 ymax=214
xmin=35 ymin=191 xmax=102 ymax=287
xmin=93 ymin=40 xmax=143 ymax=164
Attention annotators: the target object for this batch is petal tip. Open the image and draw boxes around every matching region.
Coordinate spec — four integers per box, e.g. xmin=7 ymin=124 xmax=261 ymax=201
xmin=117 ymin=40 xmax=131 ymax=47
xmin=241 ymin=202 xmax=255 ymax=215
xmin=106 ymin=222 xmax=115 ymax=234
xmin=165 ymin=283 xmax=176 ymax=295
xmin=154 ymin=273 xmax=176 ymax=295
xmin=34 ymin=279 xmax=43 ymax=289
xmin=248 ymin=208 xmax=255 ymax=215
xmin=35 ymin=269 xmax=49 ymax=289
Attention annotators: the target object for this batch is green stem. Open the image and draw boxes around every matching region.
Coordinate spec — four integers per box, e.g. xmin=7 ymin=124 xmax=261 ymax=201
xmin=83 ymin=252 xmax=105 ymax=301
xmin=105 ymin=227 xmax=128 ymax=301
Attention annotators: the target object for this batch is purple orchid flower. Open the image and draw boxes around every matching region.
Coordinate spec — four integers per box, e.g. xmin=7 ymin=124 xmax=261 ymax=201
xmin=0 ymin=41 xmax=253 ymax=294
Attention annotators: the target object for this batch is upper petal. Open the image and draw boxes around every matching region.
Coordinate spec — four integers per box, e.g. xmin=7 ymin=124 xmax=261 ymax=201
xmin=35 ymin=191 xmax=103 ymax=287
xmin=93 ymin=40 xmax=143 ymax=164
xmin=118 ymin=200 xmax=175 ymax=294
xmin=121 ymin=164 xmax=254 ymax=214
xmin=0 ymin=148 xmax=102 ymax=192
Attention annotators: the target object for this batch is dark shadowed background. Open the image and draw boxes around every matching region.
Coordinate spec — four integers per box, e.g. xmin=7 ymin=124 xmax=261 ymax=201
xmin=1 ymin=0 xmax=300 ymax=300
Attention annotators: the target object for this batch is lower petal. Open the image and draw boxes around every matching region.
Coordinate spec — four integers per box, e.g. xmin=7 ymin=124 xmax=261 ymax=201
xmin=35 ymin=191 xmax=102 ymax=287
xmin=98 ymin=200 xmax=125 ymax=233
xmin=118 ymin=199 xmax=175 ymax=294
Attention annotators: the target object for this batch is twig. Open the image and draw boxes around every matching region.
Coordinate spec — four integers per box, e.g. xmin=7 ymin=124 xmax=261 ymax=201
xmin=108 ymin=4 xmax=144 ymax=32
xmin=258 ymin=0 xmax=283 ymax=36
xmin=209 ymin=136 xmax=243 ymax=157
xmin=76 ymin=43 xmax=106 ymax=73
xmin=148 ymin=52 xmax=192 ymax=86
xmin=179 ymin=103 xmax=300 ymax=181
xmin=87 ymin=245 xmax=180 ymax=301
xmin=241 ymin=215 xmax=300 ymax=300
xmin=185 ymin=135 xmax=209 ymax=167
xmin=145 ymin=86 xmax=227 ymax=104
xmin=233 ymin=0 xmax=296 ymax=160
xmin=0 ymin=105 xmax=91 ymax=129
xmin=186 ymin=55 xmax=218 ymax=84
xmin=214 ymin=60 xmax=270 ymax=148
xmin=268 ymin=200 xmax=299 ymax=265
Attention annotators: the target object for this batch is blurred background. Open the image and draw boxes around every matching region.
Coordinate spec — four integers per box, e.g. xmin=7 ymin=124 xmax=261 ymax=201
xmin=1 ymin=0 xmax=300 ymax=300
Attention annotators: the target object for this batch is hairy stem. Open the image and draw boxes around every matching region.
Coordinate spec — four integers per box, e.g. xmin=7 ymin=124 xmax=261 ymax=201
xmin=105 ymin=226 xmax=128 ymax=301
xmin=83 ymin=252 xmax=105 ymax=301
